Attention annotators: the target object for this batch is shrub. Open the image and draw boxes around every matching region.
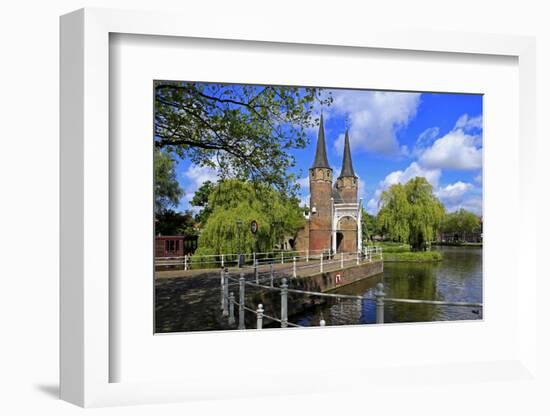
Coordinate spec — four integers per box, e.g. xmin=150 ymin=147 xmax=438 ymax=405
xmin=383 ymin=251 xmax=443 ymax=263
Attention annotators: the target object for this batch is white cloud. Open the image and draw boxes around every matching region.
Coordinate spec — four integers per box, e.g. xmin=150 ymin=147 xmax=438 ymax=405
xmin=358 ymin=177 xmax=366 ymax=199
xmin=364 ymin=113 xmax=483 ymax=215
xmin=435 ymin=181 xmax=473 ymax=207
xmin=329 ymin=90 xmax=421 ymax=156
xmin=455 ymin=114 xmax=482 ymax=132
xmin=414 ymin=113 xmax=482 ymax=170
xmin=366 ymin=162 xmax=441 ymax=214
xmin=417 ymin=126 xmax=440 ymax=147
xmin=297 ymin=176 xmax=309 ymax=190
xmin=178 ymin=162 xmax=219 ymax=212
xmin=185 ymin=165 xmax=217 ymax=184
xmin=365 ymin=198 xmax=379 ymax=214
xmin=444 ymin=195 xmax=482 ymax=216
xmin=419 ymin=129 xmax=482 ymax=170
xmin=384 ymin=162 xmax=441 ymax=188
xmin=414 ymin=127 xmax=440 ymax=156
xmin=184 ymin=163 xmax=219 ymax=189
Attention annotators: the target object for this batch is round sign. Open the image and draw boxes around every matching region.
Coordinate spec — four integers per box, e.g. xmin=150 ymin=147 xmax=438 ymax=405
xmin=250 ymin=220 xmax=258 ymax=234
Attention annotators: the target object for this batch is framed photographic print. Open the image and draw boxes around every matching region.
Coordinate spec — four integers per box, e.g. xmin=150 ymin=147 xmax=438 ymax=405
xmin=60 ymin=7 xmax=538 ymax=408
xmin=152 ymin=80 xmax=484 ymax=334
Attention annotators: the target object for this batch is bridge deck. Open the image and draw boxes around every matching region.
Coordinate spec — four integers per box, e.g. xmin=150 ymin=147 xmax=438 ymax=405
xmin=155 ymin=253 xmax=379 ymax=280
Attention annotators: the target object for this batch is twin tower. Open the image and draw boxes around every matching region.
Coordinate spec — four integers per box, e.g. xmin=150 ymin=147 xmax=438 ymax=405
xmin=297 ymin=115 xmax=362 ymax=255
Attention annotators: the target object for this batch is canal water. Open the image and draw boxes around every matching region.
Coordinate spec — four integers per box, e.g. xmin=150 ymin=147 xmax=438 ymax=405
xmin=293 ymin=246 xmax=483 ymax=327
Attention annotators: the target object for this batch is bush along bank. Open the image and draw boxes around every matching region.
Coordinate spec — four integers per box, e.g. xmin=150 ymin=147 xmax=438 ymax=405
xmin=381 ymin=251 xmax=443 ymax=263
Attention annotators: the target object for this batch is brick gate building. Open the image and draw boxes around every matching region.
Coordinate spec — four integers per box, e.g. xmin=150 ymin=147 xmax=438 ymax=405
xmin=295 ymin=115 xmax=363 ymax=255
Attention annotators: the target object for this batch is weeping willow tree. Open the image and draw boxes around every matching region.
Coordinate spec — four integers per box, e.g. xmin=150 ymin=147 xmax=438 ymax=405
xmin=378 ymin=183 xmax=411 ymax=244
xmin=193 ymin=180 xmax=305 ymax=256
xmin=377 ymin=177 xmax=445 ymax=251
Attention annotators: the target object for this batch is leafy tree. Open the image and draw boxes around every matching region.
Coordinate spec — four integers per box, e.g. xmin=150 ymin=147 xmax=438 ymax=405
xmin=154 ymin=82 xmax=332 ymax=195
xmin=190 ymin=180 xmax=216 ymax=224
xmin=378 ymin=183 xmax=411 ymax=244
xmin=155 ymin=210 xmax=197 ymax=236
xmin=377 ymin=177 xmax=445 ymax=251
xmin=442 ymin=209 xmax=480 ymax=240
xmin=154 ymin=148 xmax=183 ymax=214
xmin=194 ymin=180 xmax=305 ymax=255
xmin=404 ymin=177 xmax=445 ymax=250
xmin=361 ymin=209 xmax=382 ymax=243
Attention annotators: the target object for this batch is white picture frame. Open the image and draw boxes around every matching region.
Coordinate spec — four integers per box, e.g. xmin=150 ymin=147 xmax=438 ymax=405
xmin=60 ymin=8 xmax=538 ymax=408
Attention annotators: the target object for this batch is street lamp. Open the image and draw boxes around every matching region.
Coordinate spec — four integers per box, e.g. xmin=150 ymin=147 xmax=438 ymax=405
xmin=236 ymin=219 xmax=243 ymax=267
xmin=272 ymin=220 xmax=282 ymax=251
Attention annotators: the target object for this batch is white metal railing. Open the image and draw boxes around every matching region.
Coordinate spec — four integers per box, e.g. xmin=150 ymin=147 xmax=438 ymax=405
xmin=219 ymin=268 xmax=483 ymax=330
xmin=155 ymin=246 xmax=383 ymax=271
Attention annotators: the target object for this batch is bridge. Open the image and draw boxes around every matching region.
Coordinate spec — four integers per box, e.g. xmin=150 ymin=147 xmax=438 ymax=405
xmin=212 ymin=246 xmax=483 ymax=329
xmin=155 ymin=247 xmax=382 ymax=275
xmin=154 ymin=247 xmax=483 ymax=331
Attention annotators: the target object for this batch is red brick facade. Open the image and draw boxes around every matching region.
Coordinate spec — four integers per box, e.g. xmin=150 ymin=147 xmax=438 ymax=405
xmin=308 ymin=167 xmax=333 ymax=253
xmin=295 ymin=118 xmax=360 ymax=255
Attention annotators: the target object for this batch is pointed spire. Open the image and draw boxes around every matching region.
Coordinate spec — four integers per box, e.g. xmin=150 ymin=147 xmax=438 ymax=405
xmin=311 ymin=114 xmax=330 ymax=169
xmin=339 ymin=129 xmax=356 ymax=178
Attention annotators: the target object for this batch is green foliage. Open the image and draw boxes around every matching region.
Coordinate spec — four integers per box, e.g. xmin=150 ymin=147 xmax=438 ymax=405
xmin=154 ymin=82 xmax=332 ymax=195
xmin=194 ymin=180 xmax=305 ymax=255
xmin=442 ymin=209 xmax=480 ymax=236
xmin=155 ymin=210 xmax=197 ymax=236
xmin=378 ymin=183 xmax=411 ymax=244
xmin=383 ymin=251 xmax=443 ymax=262
xmin=154 ymin=148 xmax=183 ymax=214
xmin=377 ymin=177 xmax=445 ymax=251
xmin=369 ymin=241 xmax=411 ymax=253
xmin=190 ymin=180 xmax=215 ymax=224
xmin=361 ymin=209 xmax=382 ymax=243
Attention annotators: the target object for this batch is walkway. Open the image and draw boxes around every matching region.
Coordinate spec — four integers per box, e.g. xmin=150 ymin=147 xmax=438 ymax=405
xmin=155 ymin=252 xmax=379 ymax=280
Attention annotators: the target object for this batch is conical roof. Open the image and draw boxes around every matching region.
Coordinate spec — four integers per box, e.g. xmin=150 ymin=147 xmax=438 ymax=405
xmin=339 ymin=129 xmax=356 ymax=178
xmin=311 ymin=114 xmax=330 ymax=169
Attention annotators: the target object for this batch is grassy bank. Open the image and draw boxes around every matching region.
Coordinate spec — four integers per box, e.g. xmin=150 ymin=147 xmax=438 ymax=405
xmin=367 ymin=241 xmax=443 ymax=262
xmin=367 ymin=242 xmax=411 ymax=253
xmin=382 ymin=251 xmax=443 ymax=262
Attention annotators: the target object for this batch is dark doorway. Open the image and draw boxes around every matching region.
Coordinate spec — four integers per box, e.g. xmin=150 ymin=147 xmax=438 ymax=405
xmin=336 ymin=232 xmax=344 ymax=253
xmin=288 ymin=238 xmax=295 ymax=250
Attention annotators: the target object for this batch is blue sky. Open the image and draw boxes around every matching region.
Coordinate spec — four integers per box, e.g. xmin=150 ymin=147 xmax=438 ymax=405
xmin=173 ymin=87 xmax=483 ymax=216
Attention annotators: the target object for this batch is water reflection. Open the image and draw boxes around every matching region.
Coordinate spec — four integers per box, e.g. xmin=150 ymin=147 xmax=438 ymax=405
xmin=294 ymin=246 xmax=482 ymax=326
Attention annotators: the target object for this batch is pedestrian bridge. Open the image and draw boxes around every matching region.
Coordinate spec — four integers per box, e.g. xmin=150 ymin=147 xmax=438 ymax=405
xmin=155 ymin=247 xmax=383 ymax=276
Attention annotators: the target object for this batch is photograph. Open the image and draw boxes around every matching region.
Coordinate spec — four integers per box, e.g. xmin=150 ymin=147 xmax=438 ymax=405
xmin=2 ymin=0 xmax=545 ymax=412
xmin=153 ymin=81 xmax=483 ymax=333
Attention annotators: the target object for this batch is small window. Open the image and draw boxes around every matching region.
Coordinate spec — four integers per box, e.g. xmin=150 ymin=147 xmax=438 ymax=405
xmin=165 ymin=239 xmax=177 ymax=254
